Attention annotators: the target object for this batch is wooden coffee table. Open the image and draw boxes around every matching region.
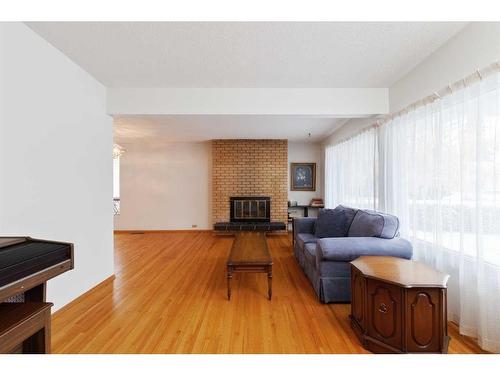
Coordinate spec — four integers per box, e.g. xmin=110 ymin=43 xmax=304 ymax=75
xmin=226 ymin=231 xmax=273 ymax=300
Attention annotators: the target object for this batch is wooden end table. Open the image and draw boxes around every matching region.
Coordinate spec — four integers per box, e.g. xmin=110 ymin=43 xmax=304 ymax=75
xmin=350 ymin=256 xmax=450 ymax=354
xmin=227 ymin=231 xmax=273 ymax=300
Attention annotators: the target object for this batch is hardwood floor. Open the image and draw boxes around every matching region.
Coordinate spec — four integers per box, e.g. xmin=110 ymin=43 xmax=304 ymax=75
xmin=51 ymin=232 xmax=486 ymax=353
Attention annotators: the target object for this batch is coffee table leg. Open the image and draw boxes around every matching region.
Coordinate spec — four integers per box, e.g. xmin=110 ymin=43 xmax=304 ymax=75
xmin=267 ymin=266 xmax=272 ymax=300
xmin=227 ymin=266 xmax=232 ymax=300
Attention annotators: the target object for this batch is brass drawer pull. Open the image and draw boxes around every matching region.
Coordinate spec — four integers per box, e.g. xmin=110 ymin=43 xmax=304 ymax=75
xmin=378 ymin=303 xmax=388 ymax=313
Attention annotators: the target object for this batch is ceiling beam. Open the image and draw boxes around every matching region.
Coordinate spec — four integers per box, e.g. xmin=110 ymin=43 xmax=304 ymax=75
xmin=106 ymin=88 xmax=388 ymax=116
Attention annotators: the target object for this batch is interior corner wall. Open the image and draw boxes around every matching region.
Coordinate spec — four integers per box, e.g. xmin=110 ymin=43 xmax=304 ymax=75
xmin=0 ymin=23 xmax=114 ymax=311
xmin=288 ymin=142 xmax=323 ymax=205
xmin=113 ymin=141 xmax=212 ymax=231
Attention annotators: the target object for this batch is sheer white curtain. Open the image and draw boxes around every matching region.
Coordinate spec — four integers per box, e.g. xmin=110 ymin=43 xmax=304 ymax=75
xmin=325 ymin=128 xmax=377 ymax=210
xmin=379 ymin=71 xmax=500 ymax=352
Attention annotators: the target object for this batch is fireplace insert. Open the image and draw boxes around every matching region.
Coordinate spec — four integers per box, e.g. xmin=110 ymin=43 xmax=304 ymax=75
xmin=230 ymin=196 xmax=270 ymax=223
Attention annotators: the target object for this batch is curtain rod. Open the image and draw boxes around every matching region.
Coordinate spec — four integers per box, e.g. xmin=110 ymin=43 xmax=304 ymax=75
xmin=329 ymin=61 xmax=500 ymax=147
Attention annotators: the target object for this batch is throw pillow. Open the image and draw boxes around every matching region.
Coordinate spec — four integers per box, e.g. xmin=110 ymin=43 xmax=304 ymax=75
xmin=347 ymin=209 xmax=399 ymax=238
xmin=314 ymin=206 xmax=355 ymax=238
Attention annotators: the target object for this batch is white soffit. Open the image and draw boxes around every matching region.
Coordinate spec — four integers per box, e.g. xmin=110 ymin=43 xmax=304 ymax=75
xmin=106 ymin=87 xmax=388 ymax=116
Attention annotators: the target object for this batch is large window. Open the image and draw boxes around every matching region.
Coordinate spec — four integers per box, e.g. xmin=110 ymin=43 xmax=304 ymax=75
xmin=113 ymin=156 xmax=120 ymax=215
xmin=380 ymin=80 xmax=500 ymax=266
xmin=325 ymin=67 xmax=500 ymax=352
xmin=325 ymin=127 xmax=377 ymax=210
xmin=379 ymin=72 xmax=500 ymax=352
xmin=113 ymin=143 xmax=125 ymax=215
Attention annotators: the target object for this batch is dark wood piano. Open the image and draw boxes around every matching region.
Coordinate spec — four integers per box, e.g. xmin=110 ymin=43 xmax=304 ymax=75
xmin=0 ymin=236 xmax=74 ymax=354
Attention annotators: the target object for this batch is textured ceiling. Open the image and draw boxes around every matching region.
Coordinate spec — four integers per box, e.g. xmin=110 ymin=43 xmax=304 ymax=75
xmin=27 ymin=22 xmax=466 ymax=88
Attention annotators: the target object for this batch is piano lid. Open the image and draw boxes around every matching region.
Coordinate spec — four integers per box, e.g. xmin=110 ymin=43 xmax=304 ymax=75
xmin=0 ymin=237 xmax=74 ymax=290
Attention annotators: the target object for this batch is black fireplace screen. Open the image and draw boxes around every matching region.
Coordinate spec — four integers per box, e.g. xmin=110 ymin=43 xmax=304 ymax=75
xmin=230 ymin=196 xmax=270 ymax=222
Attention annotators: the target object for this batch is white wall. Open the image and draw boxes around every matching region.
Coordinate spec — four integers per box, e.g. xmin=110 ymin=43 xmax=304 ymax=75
xmin=288 ymin=142 xmax=323 ymax=206
xmin=114 ymin=141 xmax=212 ymax=230
xmin=116 ymin=141 xmax=324 ymax=229
xmin=325 ymin=23 xmax=500 ymax=146
xmin=0 ymin=23 xmax=113 ymax=311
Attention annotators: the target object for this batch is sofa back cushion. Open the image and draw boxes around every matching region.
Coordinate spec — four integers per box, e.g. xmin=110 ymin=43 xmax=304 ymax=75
xmin=314 ymin=205 xmax=357 ymax=238
xmin=347 ymin=209 xmax=399 ymax=239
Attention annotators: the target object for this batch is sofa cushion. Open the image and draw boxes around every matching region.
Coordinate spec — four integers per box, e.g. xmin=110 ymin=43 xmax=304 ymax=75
xmin=296 ymin=233 xmax=319 ymax=249
xmin=347 ymin=209 xmax=399 ymax=239
xmin=317 ymin=237 xmax=413 ymax=262
xmin=314 ymin=205 xmax=357 ymax=238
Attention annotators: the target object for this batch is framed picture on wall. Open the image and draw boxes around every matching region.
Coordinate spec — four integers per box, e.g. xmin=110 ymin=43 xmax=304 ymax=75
xmin=290 ymin=162 xmax=316 ymax=191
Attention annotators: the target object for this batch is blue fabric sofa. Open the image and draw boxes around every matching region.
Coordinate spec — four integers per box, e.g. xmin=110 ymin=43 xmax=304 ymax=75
xmin=293 ymin=205 xmax=413 ymax=303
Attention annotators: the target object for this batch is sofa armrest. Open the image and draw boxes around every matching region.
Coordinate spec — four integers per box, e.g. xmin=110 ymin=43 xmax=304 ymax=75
xmin=316 ymin=237 xmax=413 ymax=263
xmin=293 ymin=217 xmax=317 ymax=242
